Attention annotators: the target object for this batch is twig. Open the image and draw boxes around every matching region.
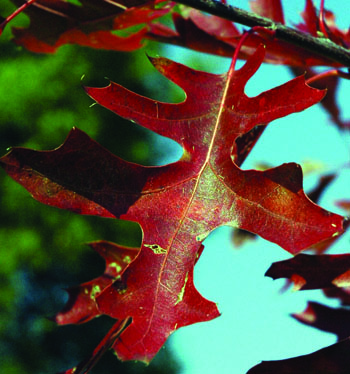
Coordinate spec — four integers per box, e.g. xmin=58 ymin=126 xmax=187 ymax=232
xmin=175 ymin=0 xmax=350 ymax=67
xmin=0 ymin=0 xmax=37 ymax=35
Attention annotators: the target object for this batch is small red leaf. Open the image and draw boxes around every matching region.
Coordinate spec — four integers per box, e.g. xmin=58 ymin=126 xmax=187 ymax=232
xmin=266 ymin=254 xmax=350 ymax=290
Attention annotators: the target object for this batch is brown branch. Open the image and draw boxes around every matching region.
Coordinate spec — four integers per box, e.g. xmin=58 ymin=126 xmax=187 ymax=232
xmin=175 ymin=0 xmax=350 ymax=68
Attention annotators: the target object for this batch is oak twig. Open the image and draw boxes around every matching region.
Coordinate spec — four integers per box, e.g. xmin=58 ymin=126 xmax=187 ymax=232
xmin=175 ymin=0 xmax=350 ymax=68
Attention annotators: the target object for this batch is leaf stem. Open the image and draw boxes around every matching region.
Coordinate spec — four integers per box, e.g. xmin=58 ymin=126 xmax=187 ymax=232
xmin=0 ymin=0 xmax=37 ymax=35
xmin=306 ymin=69 xmax=350 ymax=85
xmin=231 ymin=31 xmax=250 ymax=71
xmin=61 ymin=317 xmax=132 ymax=374
xmin=231 ymin=26 xmax=274 ymax=70
xmin=319 ymin=0 xmax=329 ymax=39
xmin=175 ymin=0 xmax=350 ymax=68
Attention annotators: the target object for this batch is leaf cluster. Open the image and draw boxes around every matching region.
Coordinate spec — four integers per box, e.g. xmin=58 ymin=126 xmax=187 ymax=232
xmin=1 ymin=1 xmax=350 ymax=373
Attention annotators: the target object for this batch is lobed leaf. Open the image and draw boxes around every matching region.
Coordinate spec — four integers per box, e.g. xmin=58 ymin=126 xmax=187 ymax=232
xmin=0 ymin=47 xmax=344 ymax=363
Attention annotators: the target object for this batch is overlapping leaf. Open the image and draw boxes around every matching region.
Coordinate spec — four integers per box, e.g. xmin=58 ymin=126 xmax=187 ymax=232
xmin=247 ymin=338 xmax=350 ymax=374
xmin=4 ymin=0 xmax=172 ymax=52
xmin=292 ymin=301 xmax=350 ymax=340
xmin=0 ymin=46 xmax=344 ymax=364
xmin=324 ymin=287 xmax=350 ymax=306
xmin=296 ymin=0 xmax=350 ymax=48
xmin=148 ymin=0 xmax=346 ymax=67
xmin=3 ymin=0 xmax=349 ymax=67
xmin=266 ymin=253 xmax=350 ymax=291
xmin=149 ymin=7 xmax=343 ymax=66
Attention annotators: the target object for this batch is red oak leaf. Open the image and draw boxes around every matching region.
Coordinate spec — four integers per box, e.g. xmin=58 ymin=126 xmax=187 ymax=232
xmin=266 ymin=253 xmax=350 ymax=291
xmin=5 ymin=0 xmax=172 ymax=53
xmin=292 ymin=301 xmax=350 ymax=340
xmin=247 ymin=338 xmax=350 ymax=374
xmin=0 ymin=47 xmax=344 ymax=364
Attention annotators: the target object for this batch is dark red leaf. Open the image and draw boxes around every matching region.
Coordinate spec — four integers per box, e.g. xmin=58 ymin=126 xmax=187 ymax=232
xmin=7 ymin=0 xmax=172 ymax=53
xmin=293 ymin=301 xmax=350 ymax=340
xmin=323 ymin=287 xmax=350 ymax=306
xmin=0 ymin=48 xmax=343 ymax=363
xmin=266 ymin=254 xmax=350 ymax=290
xmin=247 ymin=338 xmax=350 ymax=374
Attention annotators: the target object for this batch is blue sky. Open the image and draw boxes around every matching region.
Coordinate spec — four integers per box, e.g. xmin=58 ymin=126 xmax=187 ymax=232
xmin=148 ymin=1 xmax=350 ymax=373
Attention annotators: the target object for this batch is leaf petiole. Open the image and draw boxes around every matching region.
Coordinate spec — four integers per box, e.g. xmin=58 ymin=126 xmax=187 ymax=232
xmin=0 ymin=0 xmax=37 ymax=36
xmin=306 ymin=69 xmax=350 ymax=85
xmin=60 ymin=317 xmax=132 ymax=374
